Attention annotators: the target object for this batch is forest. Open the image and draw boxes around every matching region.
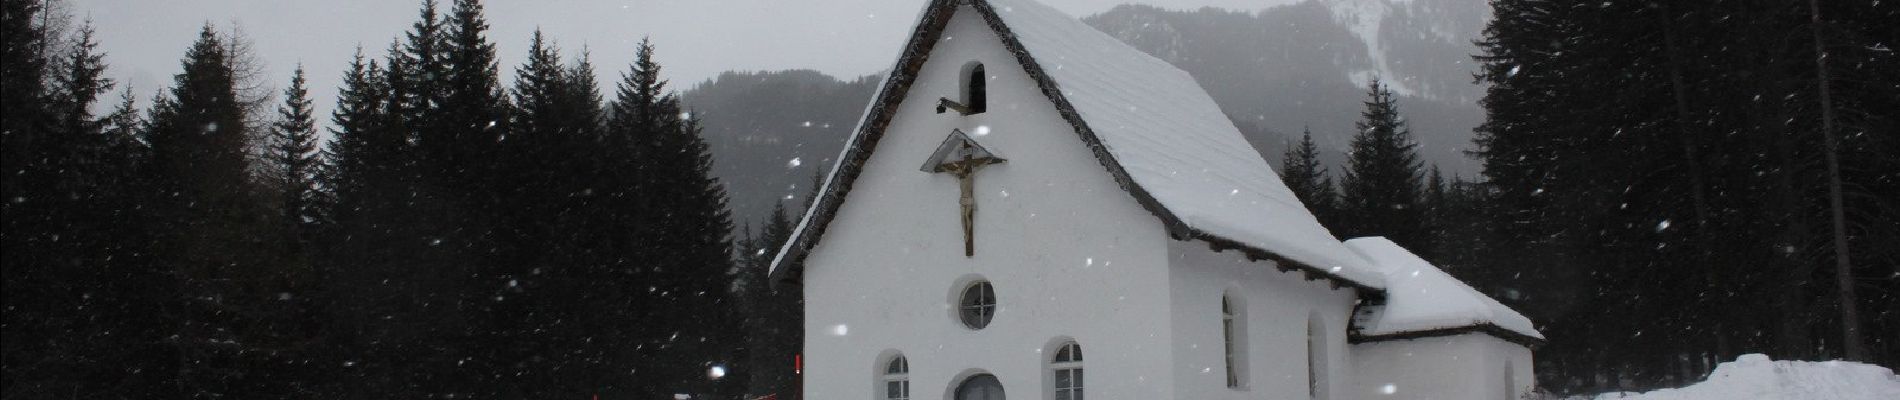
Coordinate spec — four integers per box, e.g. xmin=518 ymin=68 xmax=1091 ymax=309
xmin=1291 ymin=0 xmax=1897 ymax=393
xmin=3 ymin=0 xmax=1896 ymax=398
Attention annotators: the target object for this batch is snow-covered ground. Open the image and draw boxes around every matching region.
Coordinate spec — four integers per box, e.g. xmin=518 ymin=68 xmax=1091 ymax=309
xmin=1577 ymin=354 xmax=1900 ymax=400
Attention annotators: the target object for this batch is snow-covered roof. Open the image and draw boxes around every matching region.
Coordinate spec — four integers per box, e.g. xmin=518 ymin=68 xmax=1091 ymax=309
xmin=1344 ymin=237 xmax=1544 ymax=344
xmin=771 ymin=0 xmax=1383 ymax=291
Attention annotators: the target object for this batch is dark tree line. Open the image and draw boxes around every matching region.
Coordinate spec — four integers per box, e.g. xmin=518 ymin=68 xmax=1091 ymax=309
xmin=1467 ymin=0 xmax=1897 ymax=394
xmin=1282 ymin=3 xmax=1897 ymax=390
xmin=2 ymin=0 xmax=783 ymax=398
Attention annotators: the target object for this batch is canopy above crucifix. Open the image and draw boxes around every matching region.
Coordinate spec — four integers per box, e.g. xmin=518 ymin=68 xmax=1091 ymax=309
xmin=921 ymin=129 xmax=1005 ymax=173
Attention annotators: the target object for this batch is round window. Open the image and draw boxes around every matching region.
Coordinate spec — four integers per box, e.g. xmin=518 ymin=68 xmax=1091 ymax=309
xmin=958 ymin=281 xmax=997 ymax=330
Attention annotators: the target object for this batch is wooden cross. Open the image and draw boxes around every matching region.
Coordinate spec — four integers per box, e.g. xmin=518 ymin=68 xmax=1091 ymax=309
xmin=921 ymin=130 xmax=1005 ymax=257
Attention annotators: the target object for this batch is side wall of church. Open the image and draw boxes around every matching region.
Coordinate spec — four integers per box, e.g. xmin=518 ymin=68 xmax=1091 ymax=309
xmin=1165 ymin=240 xmax=1361 ymax=400
xmin=802 ymin=6 xmax=1179 ymax=400
xmin=1348 ymin=333 xmax=1536 ymax=400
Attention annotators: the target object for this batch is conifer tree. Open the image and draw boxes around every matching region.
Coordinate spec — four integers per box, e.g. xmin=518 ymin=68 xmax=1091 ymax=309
xmin=1280 ymin=127 xmax=1337 ymax=227
xmin=141 ymin=24 xmax=260 ymax=268
xmin=139 ymin=24 xmax=270 ymax=395
xmin=0 ymin=0 xmax=47 ymax=185
xmin=597 ymin=39 xmax=740 ymax=399
xmin=1422 ymin=165 xmax=1446 ymax=241
xmin=3 ymin=11 xmax=169 ymax=397
xmin=271 ymin=65 xmax=323 ymax=243
xmin=397 ymin=0 xmax=444 ymax=126
xmin=1337 ymin=79 xmax=1427 ymax=252
xmin=745 ymin=202 xmax=802 ymax=398
xmin=433 ymin=0 xmax=507 ymax=190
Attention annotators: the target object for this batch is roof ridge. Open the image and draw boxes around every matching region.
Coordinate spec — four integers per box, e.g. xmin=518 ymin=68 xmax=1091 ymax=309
xmin=772 ymin=0 xmax=1384 ymax=294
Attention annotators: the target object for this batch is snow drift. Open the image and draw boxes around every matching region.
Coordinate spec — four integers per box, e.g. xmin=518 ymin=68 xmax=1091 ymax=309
xmin=1583 ymin=354 xmax=1900 ymax=400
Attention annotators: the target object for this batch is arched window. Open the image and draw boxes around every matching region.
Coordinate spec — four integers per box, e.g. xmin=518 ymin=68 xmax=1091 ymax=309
xmin=964 ymin=63 xmax=987 ymax=114
xmin=956 ymin=374 xmax=1006 ymax=400
xmin=959 ymin=281 xmax=997 ymax=330
xmin=1051 ymin=342 xmax=1084 ymax=400
xmin=1307 ymin=313 xmax=1329 ymax=400
xmin=883 ymin=355 xmax=910 ymax=400
xmin=941 ymin=62 xmax=987 ymax=115
xmin=1222 ymin=294 xmax=1245 ymax=388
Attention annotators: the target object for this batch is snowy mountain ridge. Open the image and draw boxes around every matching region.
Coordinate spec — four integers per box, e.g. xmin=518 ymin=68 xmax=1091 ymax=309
xmin=1327 ymin=0 xmax=1406 ymax=95
xmin=1091 ymin=0 xmax=1488 ymax=102
xmin=1323 ymin=0 xmax=1489 ymax=101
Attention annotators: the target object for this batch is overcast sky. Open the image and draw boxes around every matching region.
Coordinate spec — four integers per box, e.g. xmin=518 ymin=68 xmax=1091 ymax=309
xmin=71 ymin=0 xmax=1298 ymax=118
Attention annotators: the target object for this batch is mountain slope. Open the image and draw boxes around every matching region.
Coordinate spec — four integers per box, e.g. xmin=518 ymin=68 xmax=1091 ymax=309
xmin=1084 ymin=0 xmax=1488 ymax=176
xmin=682 ymin=70 xmax=879 ymax=227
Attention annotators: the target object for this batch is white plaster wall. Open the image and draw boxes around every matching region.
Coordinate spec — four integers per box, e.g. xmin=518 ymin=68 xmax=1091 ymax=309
xmin=1348 ymin=333 xmax=1535 ymax=400
xmin=1165 ymin=240 xmax=1362 ymax=400
xmin=802 ymin=6 xmax=1177 ymax=400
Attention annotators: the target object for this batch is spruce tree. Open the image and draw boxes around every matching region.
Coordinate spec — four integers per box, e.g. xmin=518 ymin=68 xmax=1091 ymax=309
xmin=433 ymin=0 xmax=507 ymax=191
xmin=318 ymin=46 xmax=435 ymax=399
xmin=745 ymin=203 xmax=802 ymax=398
xmin=271 ymin=65 xmax=323 ymax=244
xmin=321 ymin=49 xmax=394 ymax=220
xmin=598 ymin=39 xmax=740 ymax=399
xmin=4 ymin=12 xmax=168 ymax=397
xmin=1337 ymin=79 xmax=1427 ymax=251
xmin=1280 ymin=127 xmax=1337 ymax=228
xmin=485 ymin=30 xmax=609 ymax=398
xmin=139 ymin=24 xmax=270 ymax=395
xmin=0 ymin=0 xmax=46 ymax=184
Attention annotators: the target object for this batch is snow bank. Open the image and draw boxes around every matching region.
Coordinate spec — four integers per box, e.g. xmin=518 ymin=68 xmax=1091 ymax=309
xmin=1584 ymin=354 xmax=1900 ymax=400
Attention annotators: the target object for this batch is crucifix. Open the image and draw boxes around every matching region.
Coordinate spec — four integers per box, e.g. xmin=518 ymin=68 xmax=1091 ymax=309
xmin=921 ymin=129 xmax=1006 ymax=257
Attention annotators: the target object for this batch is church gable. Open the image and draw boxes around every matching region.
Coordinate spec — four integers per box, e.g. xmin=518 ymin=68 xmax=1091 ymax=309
xmin=793 ymin=9 xmax=1184 ymax=398
xmin=771 ymin=0 xmax=1381 ymax=294
xmin=788 ymin=1 xmax=1173 ymax=271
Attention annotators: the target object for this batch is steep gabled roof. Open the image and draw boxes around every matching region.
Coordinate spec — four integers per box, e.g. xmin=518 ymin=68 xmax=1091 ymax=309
xmin=1344 ymin=237 xmax=1545 ymax=346
xmin=771 ymin=0 xmax=1385 ymax=291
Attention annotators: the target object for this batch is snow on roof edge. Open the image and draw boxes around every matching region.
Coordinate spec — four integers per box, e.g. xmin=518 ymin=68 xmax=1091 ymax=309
xmin=1343 ymin=237 xmax=1543 ymax=341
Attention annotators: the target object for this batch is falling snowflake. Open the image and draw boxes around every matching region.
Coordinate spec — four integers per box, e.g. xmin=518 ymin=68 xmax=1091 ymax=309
xmin=788 ymin=158 xmax=803 ymax=168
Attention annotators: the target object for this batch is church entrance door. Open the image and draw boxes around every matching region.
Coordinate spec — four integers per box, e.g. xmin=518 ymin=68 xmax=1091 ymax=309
xmin=955 ymin=374 xmax=1005 ymax=400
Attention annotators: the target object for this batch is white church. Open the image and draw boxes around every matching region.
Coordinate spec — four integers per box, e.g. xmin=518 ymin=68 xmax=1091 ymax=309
xmin=768 ymin=0 xmax=1544 ymax=399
